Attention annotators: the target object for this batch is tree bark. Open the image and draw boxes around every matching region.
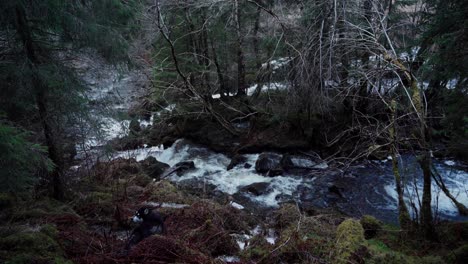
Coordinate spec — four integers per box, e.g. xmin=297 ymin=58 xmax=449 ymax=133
xmin=15 ymin=5 xmax=64 ymax=200
xmin=210 ymin=37 xmax=226 ymax=97
xmin=432 ymin=166 xmax=468 ymax=216
xmin=389 ymin=99 xmax=412 ymax=229
xmin=234 ymin=0 xmax=246 ymax=96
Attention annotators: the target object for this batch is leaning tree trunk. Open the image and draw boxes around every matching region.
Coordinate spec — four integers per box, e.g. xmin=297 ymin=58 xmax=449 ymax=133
xmin=15 ymin=5 xmax=64 ymax=200
xmin=432 ymin=166 xmax=468 ymax=215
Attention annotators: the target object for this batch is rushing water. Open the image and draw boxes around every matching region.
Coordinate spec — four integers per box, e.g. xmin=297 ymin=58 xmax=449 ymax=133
xmin=74 ymin=62 xmax=468 ymax=225
xmin=110 ymin=140 xmax=468 ymax=224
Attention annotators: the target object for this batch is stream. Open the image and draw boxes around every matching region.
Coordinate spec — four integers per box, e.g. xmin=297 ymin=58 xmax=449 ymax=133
xmin=72 ymin=59 xmax=468 ymax=225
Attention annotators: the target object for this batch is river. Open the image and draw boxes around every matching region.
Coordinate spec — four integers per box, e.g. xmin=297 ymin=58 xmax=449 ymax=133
xmin=71 ymin=59 xmax=468 ymax=225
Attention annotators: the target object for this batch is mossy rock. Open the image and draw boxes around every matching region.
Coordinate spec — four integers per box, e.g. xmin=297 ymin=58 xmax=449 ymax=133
xmin=334 ymin=219 xmax=365 ymax=264
xmin=300 ymin=215 xmax=338 ymax=239
xmin=275 ymin=203 xmax=301 ymax=229
xmin=361 ymin=215 xmax=382 ymax=239
xmin=131 ymin=173 xmax=153 ymax=187
xmin=0 ymin=225 xmax=66 ymax=263
xmin=145 ymin=180 xmax=192 ymax=204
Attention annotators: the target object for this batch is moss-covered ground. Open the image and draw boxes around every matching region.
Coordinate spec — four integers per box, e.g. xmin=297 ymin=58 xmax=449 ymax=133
xmin=0 ymin=159 xmax=466 ymax=263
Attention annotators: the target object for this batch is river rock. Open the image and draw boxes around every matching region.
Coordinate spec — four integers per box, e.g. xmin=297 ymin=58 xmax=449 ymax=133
xmin=280 ymin=154 xmax=294 ymax=171
xmin=227 ymin=155 xmax=247 ymax=170
xmin=255 ymin=153 xmax=283 ymax=176
xmin=174 ymin=161 xmax=196 ymax=176
xmin=139 ymin=156 xmax=170 ymax=180
xmin=240 ymin=182 xmax=271 ymax=196
xmin=129 ymin=119 xmax=141 ymax=135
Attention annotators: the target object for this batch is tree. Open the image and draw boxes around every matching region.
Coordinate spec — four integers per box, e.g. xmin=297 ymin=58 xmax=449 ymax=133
xmin=0 ymin=0 xmax=136 ymax=199
xmin=0 ymin=121 xmax=52 ymax=193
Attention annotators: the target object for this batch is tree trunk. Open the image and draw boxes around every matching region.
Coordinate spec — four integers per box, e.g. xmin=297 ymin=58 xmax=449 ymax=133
xmin=432 ymin=167 xmax=468 ymax=216
xmin=15 ymin=5 xmax=64 ymax=200
xmin=389 ymin=99 xmax=412 ymax=229
xmin=234 ymin=0 xmax=246 ymax=96
xmin=419 ymin=152 xmax=433 ymax=237
xmin=253 ymin=4 xmax=261 ymax=70
xmin=210 ymin=37 xmax=226 ymax=97
xmin=385 ymin=53 xmax=433 ymax=238
xmin=200 ymin=11 xmax=212 ymax=94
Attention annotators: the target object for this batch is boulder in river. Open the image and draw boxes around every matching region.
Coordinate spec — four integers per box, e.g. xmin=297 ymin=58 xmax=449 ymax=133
xmin=227 ymin=155 xmax=248 ymax=170
xmin=280 ymin=154 xmax=294 ymax=171
xmin=139 ymin=156 xmax=170 ymax=180
xmin=240 ymin=182 xmax=271 ymax=196
xmin=165 ymin=160 xmax=195 ymax=176
xmin=129 ymin=119 xmax=141 ymax=135
xmin=255 ymin=153 xmax=283 ymax=176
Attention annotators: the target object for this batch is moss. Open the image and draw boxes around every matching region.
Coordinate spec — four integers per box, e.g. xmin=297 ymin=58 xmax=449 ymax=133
xmin=275 ymin=203 xmax=301 ymax=229
xmin=366 ymin=239 xmax=392 ymax=254
xmin=12 ymin=198 xmax=78 ymax=221
xmin=241 ymin=234 xmax=271 ymax=261
xmin=40 ymin=224 xmax=58 ymax=239
xmin=418 ymin=256 xmax=445 ymax=264
xmin=0 ymin=225 xmax=66 ymax=263
xmin=0 ymin=193 xmax=14 ymax=209
xmin=145 ymin=180 xmax=192 ymax=204
xmin=85 ymin=191 xmax=113 ymax=204
xmin=334 ymin=219 xmax=365 ymax=264
xmin=300 ymin=215 xmax=338 ymax=239
xmin=449 ymin=244 xmax=468 ymax=264
xmin=185 ymin=219 xmax=239 ymax=256
xmin=361 ymin=215 xmax=382 ymax=239
xmin=366 ymin=251 xmax=412 ymax=264
xmin=132 ymin=173 xmax=152 ymax=187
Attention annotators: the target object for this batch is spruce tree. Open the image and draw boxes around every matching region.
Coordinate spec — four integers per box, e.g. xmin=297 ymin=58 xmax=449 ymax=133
xmin=0 ymin=0 xmax=137 ymax=199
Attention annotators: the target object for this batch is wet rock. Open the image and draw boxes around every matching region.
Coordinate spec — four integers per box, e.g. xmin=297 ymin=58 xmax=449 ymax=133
xmin=328 ymin=185 xmax=344 ymax=198
xmin=109 ymin=135 xmax=144 ymax=151
xmin=280 ymin=154 xmax=294 ymax=171
xmin=244 ymin=163 xmax=252 ymax=169
xmin=128 ymin=98 xmax=156 ymax=119
xmin=178 ymin=179 xmax=218 ymax=196
xmin=227 ymin=155 xmax=247 ymax=170
xmin=139 ymin=156 xmax=170 ymax=180
xmin=240 ymin=182 xmax=271 ymax=196
xmin=129 ymin=119 xmax=141 ymax=135
xmin=255 ymin=153 xmax=283 ymax=175
xmin=174 ymin=161 xmax=196 ymax=176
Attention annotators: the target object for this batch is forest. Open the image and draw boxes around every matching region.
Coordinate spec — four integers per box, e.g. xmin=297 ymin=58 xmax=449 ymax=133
xmin=0 ymin=0 xmax=467 ymax=263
